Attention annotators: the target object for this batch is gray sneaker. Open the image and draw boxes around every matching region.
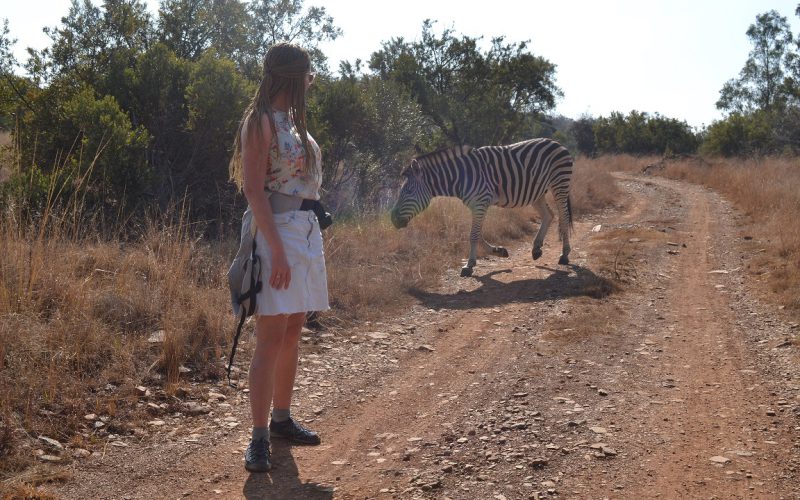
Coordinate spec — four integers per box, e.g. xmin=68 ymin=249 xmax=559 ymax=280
xmin=244 ymin=437 xmax=271 ymax=472
xmin=269 ymin=417 xmax=321 ymax=445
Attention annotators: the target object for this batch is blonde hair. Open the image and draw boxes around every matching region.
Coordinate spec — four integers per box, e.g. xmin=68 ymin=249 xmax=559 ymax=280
xmin=229 ymin=42 xmax=316 ymax=188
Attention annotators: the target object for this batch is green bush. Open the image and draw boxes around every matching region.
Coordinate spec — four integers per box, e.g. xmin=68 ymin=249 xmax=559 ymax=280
xmin=701 ymin=111 xmax=778 ymax=157
xmin=13 ymin=81 xmax=150 ymax=212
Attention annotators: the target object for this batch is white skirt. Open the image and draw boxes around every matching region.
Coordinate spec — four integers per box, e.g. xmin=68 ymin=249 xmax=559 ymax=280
xmin=253 ymin=210 xmax=330 ymax=316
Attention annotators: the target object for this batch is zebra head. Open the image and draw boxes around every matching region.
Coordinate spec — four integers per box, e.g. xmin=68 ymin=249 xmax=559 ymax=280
xmin=391 ymin=159 xmax=432 ymax=229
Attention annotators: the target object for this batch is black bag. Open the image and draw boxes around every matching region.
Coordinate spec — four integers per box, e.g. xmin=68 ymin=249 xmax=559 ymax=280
xmin=312 ymin=200 xmax=333 ymax=230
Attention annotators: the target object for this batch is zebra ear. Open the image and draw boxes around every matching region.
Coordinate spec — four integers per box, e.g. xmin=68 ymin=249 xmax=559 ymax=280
xmin=401 ymin=159 xmax=422 ymax=178
xmin=409 ymin=159 xmax=421 ymax=176
xmin=414 ymin=144 xmax=424 ymax=155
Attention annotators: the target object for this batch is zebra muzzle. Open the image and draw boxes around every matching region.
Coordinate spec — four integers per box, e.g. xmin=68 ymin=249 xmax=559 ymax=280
xmin=390 ymin=212 xmax=408 ymax=229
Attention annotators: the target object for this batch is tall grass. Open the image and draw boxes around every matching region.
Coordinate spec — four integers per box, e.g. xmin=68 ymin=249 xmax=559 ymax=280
xmin=0 ymin=203 xmax=231 ymax=475
xmin=0 ymin=142 xmax=232 ymax=482
xmin=571 ymin=155 xmax=629 ymax=214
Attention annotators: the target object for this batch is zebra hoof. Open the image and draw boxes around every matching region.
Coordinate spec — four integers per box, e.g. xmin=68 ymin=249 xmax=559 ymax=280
xmin=494 ymin=247 xmax=509 ymax=258
xmin=532 ymin=248 xmax=543 ymax=260
xmin=460 ymin=266 xmax=473 ymax=277
xmin=558 ymin=255 xmax=570 ymax=265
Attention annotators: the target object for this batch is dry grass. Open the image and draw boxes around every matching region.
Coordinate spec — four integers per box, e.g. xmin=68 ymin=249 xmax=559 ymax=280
xmin=323 ymin=200 xmax=538 ymax=322
xmin=571 ymin=156 xmax=634 ymax=214
xmin=0 ymin=208 xmax=231 ymax=480
xmin=656 ymin=156 xmax=800 ymax=312
xmin=0 ymin=150 xmax=621 ymax=483
xmin=1 ymin=464 xmax=68 ymax=499
xmin=1 ymin=483 xmax=60 ymax=500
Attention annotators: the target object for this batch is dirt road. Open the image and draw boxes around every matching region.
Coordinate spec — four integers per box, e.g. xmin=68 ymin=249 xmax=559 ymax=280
xmin=53 ymin=174 xmax=800 ymax=499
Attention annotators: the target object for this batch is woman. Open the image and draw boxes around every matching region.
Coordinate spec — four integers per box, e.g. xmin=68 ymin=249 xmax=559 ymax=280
xmin=229 ymin=42 xmax=329 ymax=473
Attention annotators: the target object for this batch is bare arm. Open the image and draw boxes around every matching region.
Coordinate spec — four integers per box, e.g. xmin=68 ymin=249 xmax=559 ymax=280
xmin=241 ymin=114 xmax=291 ymax=290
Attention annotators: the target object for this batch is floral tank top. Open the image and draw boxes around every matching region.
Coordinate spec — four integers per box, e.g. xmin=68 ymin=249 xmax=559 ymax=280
xmin=265 ymin=110 xmax=322 ymax=200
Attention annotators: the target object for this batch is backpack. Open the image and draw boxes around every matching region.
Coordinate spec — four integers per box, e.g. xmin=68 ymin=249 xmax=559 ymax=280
xmin=226 ymin=207 xmax=262 ymax=386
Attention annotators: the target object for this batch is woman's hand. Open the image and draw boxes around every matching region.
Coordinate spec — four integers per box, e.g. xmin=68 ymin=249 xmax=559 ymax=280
xmin=269 ymin=248 xmax=291 ymax=289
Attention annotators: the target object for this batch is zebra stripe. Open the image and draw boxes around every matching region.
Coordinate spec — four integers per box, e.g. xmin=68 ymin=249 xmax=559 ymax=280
xmin=390 ymin=138 xmax=574 ymax=276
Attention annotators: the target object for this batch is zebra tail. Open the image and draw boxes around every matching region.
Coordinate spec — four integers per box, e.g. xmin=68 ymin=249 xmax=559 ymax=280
xmin=567 ymin=195 xmax=574 ymax=234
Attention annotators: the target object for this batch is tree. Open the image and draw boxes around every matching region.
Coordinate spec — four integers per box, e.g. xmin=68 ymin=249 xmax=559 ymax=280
xmin=309 ymin=74 xmax=370 ymax=199
xmin=706 ymin=8 xmax=800 ymax=156
xmin=570 ymin=116 xmax=596 ymax=156
xmin=369 ymin=21 xmax=561 ymax=147
xmin=784 ymin=4 xmax=800 ymax=103
xmin=0 ymin=19 xmax=14 ymax=76
xmin=158 ymin=0 xmax=250 ymax=65
xmin=717 ymin=10 xmax=793 ymax=113
xmin=44 ymin=0 xmax=153 ymax=89
xmin=13 ymin=80 xmax=151 ymax=210
xmin=591 ymin=111 xmax=698 ymax=155
xmin=1 ymin=19 xmax=33 ymax=130
xmin=183 ymin=50 xmax=253 ymax=213
xmin=45 ymin=0 xmax=106 ymax=85
xmin=159 ymin=0 xmax=215 ymax=60
xmin=128 ymin=43 xmax=191 ymax=202
xmin=207 ymin=0 xmax=251 ymax=65
xmin=357 ymin=78 xmax=429 ymax=204
xmin=701 ymin=111 xmax=773 ymax=156
xmin=101 ymin=0 xmax=153 ymax=52
xmin=247 ymin=0 xmax=342 ymax=75
xmin=308 ymin=73 xmax=429 ymax=212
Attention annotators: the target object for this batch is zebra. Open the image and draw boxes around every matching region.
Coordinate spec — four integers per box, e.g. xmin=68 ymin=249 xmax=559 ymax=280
xmin=390 ymin=138 xmax=574 ymax=277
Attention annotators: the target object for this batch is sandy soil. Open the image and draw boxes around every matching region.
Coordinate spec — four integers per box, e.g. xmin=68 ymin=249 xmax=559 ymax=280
xmin=49 ymin=174 xmax=800 ymax=500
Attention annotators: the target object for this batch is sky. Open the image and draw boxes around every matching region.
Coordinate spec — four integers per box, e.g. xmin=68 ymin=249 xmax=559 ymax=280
xmin=3 ymin=0 xmax=800 ymax=129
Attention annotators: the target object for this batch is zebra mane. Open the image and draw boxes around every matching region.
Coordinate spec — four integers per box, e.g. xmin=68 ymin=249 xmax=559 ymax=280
xmin=413 ymin=145 xmax=473 ymax=169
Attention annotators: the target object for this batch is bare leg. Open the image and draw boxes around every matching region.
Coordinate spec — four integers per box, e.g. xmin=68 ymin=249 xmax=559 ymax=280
xmin=249 ymin=314 xmax=288 ymax=428
xmin=272 ymin=312 xmax=306 ymax=410
xmin=531 ymin=197 xmax=553 ymax=260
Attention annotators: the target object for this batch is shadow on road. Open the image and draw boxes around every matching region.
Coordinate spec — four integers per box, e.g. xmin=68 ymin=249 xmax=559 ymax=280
xmin=409 ymin=264 xmax=617 ymax=310
xmin=242 ymin=442 xmax=334 ymax=500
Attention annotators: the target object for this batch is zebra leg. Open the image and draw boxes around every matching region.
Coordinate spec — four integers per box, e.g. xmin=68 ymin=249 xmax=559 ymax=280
xmin=554 ymin=189 xmax=572 ymax=265
xmin=461 ymin=204 xmax=488 ymax=277
xmin=461 ymin=238 xmax=477 ymax=277
xmin=531 ymin=197 xmax=553 ymax=261
xmin=461 ymin=231 xmax=481 ymax=277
